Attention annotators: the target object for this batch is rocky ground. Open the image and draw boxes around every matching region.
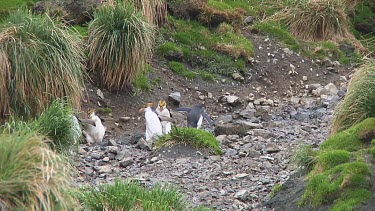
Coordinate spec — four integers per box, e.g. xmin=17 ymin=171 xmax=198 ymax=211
xmin=73 ymin=30 xmax=356 ymax=210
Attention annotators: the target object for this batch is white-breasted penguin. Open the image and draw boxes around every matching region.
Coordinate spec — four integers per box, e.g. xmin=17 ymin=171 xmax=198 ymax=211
xmin=139 ymin=102 xmax=163 ymax=142
xmin=156 ymin=100 xmax=172 ymax=135
xmin=77 ymin=109 xmax=106 ymax=144
xmin=174 ymin=104 xmax=213 ymax=129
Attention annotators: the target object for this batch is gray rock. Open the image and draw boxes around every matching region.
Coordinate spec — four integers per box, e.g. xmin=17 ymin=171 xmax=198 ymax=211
xmin=135 ymin=138 xmax=152 ymax=151
xmin=235 ymin=190 xmax=250 ymax=200
xmin=96 ymin=165 xmax=112 ymax=174
xmin=115 ymin=149 xmax=131 ymax=161
xmin=214 ymin=115 xmax=233 ymax=125
xmin=232 ymin=73 xmax=244 ymax=81
xmin=119 ymin=117 xmax=131 ymax=123
xmin=244 ymin=16 xmax=255 ymax=24
xmin=225 ymin=148 xmax=238 ymax=157
xmin=239 ymin=108 xmax=256 ymax=119
xmin=119 ymin=157 xmax=134 ymax=168
xmin=130 ymin=133 xmax=144 ymax=144
xmin=107 ymin=139 xmax=117 ymax=146
xmin=168 ymin=92 xmax=181 ymax=106
xmin=91 ymin=152 xmax=102 ymax=160
xmin=324 ymin=83 xmax=339 ymax=96
xmin=215 ymin=121 xmax=261 ymax=136
xmin=107 ymin=146 xmax=119 ymax=154
xmin=266 ymin=143 xmax=281 ymax=154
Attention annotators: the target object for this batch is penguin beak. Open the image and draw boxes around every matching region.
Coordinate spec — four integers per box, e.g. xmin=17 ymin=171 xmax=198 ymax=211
xmin=139 ymin=108 xmax=145 ymax=113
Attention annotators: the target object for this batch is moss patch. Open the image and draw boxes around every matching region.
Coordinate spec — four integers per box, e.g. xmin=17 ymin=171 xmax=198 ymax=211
xmin=160 ymin=16 xmax=251 ymax=76
xmin=320 ymin=118 xmax=375 ymax=151
xmin=155 ymin=126 xmax=222 ymax=155
xmin=316 ymin=150 xmax=350 ymax=171
xmin=300 ymin=161 xmax=370 ymax=207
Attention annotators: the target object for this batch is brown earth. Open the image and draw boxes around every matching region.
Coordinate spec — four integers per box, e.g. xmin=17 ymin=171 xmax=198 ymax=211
xmin=81 ymin=27 xmax=354 ymax=139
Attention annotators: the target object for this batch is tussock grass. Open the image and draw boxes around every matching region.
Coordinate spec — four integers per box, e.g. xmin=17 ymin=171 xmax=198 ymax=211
xmin=274 ymin=0 xmax=350 ymax=41
xmin=0 ymin=9 xmax=84 ymax=120
xmin=155 ymin=126 xmax=222 ymax=155
xmin=88 ymin=1 xmax=154 ymax=91
xmin=80 ymin=179 xmax=186 ymax=211
xmin=291 ymin=144 xmax=318 ymax=174
xmin=0 ymin=130 xmax=78 ymax=210
xmin=331 ymin=63 xmax=375 ymax=133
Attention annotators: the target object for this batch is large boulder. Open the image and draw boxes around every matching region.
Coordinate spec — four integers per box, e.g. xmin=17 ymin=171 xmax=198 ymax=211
xmin=33 ymin=0 xmax=101 ymax=25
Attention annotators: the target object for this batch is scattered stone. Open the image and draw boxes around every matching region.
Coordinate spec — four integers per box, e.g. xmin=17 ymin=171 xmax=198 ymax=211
xmin=107 ymin=139 xmax=117 ymax=146
xmin=235 ymin=190 xmax=250 ymax=200
xmin=119 ymin=157 xmax=134 ymax=168
xmin=168 ymin=92 xmax=181 ymax=106
xmin=232 ymin=73 xmax=245 ymax=81
xmin=96 ymin=165 xmax=112 ymax=174
xmin=119 ymin=117 xmax=131 ymax=123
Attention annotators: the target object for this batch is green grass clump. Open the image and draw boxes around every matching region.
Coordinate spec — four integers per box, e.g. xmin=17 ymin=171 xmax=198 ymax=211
xmin=2 ymin=100 xmax=81 ymax=153
xmin=80 ymin=179 xmax=187 ymax=211
xmin=331 ymin=63 xmax=375 ymax=134
xmin=300 ymin=161 xmax=370 ymax=207
xmin=157 ymin=42 xmax=183 ymax=57
xmin=199 ymin=71 xmax=216 ymax=81
xmin=88 ymin=1 xmax=154 ymax=91
xmin=70 ymin=24 xmax=88 ymax=37
xmin=0 ymin=9 xmax=85 ymax=120
xmin=0 ymin=129 xmax=79 ymax=210
xmin=168 ymin=61 xmax=196 ymax=79
xmin=316 ymin=150 xmax=350 ymax=171
xmin=155 ymin=126 xmax=222 ymax=155
xmin=291 ymin=144 xmax=318 ymax=173
xmin=330 ymin=189 xmax=372 ymax=211
xmin=132 ymin=72 xmax=151 ymax=94
xmin=252 ymin=21 xmax=300 ymax=51
xmin=269 ymin=183 xmax=283 ymax=198
xmin=322 ymin=118 xmax=375 ymax=151
xmin=305 ymin=41 xmax=362 ymax=65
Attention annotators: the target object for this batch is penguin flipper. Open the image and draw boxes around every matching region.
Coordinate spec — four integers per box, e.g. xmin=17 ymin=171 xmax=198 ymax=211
xmin=174 ymin=107 xmax=192 ymax=113
xmin=202 ymin=110 xmax=214 ymax=128
xmin=78 ymin=118 xmax=96 ymax=126
xmin=159 ymin=116 xmax=175 ymax=123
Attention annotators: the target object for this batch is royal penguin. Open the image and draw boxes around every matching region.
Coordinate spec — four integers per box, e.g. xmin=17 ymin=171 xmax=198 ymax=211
xmin=139 ymin=102 xmax=163 ymax=142
xmin=156 ymin=100 xmax=172 ymax=135
xmin=174 ymin=104 xmax=213 ymax=129
xmin=77 ymin=109 xmax=106 ymax=144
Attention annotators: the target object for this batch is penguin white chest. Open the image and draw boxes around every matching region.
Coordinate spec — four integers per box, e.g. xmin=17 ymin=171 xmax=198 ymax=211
xmin=197 ymin=115 xmax=203 ymax=129
xmin=145 ymin=108 xmax=163 ymax=141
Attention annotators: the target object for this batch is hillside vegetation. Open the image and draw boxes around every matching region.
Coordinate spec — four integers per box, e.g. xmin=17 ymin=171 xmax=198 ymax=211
xmin=0 ymin=0 xmax=374 ymax=210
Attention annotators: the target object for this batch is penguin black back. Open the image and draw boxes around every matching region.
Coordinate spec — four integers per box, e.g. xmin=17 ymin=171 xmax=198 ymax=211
xmin=186 ymin=104 xmax=204 ymax=128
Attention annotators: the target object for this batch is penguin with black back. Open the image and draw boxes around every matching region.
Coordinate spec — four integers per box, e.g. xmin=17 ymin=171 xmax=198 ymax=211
xmin=174 ymin=104 xmax=213 ymax=129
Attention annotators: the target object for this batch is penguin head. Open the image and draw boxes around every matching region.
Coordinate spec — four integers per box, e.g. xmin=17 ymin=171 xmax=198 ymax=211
xmin=86 ymin=109 xmax=96 ymax=118
xmin=139 ymin=102 xmax=153 ymax=113
xmin=158 ymin=100 xmax=166 ymax=111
